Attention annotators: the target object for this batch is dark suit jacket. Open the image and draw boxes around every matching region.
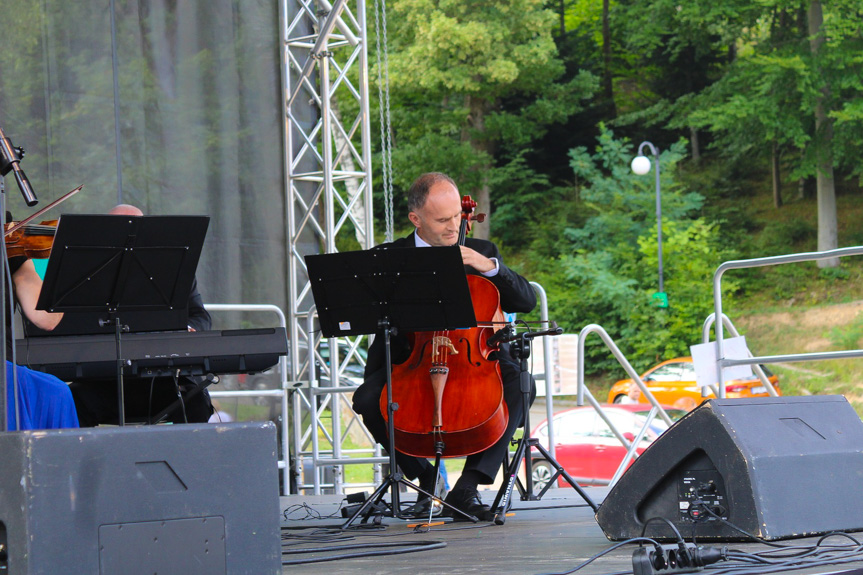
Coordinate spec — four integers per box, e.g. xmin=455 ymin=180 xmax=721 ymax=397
xmin=364 ymin=232 xmax=536 ymax=375
xmin=187 ymin=277 xmax=211 ymax=332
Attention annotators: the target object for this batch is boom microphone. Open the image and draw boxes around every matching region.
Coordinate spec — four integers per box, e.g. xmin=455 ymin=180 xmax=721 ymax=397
xmin=0 ymin=125 xmax=38 ymax=206
xmin=487 ymin=325 xmax=514 ymax=348
xmin=487 ymin=323 xmax=564 ymax=347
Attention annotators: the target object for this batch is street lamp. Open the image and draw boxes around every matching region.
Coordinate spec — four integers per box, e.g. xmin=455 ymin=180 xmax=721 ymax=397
xmin=631 ymin=141 xmax=667 ymax=308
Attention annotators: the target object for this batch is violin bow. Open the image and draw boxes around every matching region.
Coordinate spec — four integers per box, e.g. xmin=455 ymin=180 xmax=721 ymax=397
xmin=4 ymin=184 xmax=84 ymax=237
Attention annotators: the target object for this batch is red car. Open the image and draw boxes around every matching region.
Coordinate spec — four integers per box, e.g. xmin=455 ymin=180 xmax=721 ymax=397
xmin=530 ymin=404 xmax=685 ymax=490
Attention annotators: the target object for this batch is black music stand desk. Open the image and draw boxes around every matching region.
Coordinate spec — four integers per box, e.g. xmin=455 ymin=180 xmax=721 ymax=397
xmin=306 ymin=246 xmax=476 ymax=526
xmin=36 ymin=214 xmax=209 ymax=425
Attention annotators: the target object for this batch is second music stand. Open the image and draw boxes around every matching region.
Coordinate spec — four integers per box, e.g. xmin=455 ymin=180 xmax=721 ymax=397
xmin=306 ymin=246 xmax=477 ymax=527
xmin=36 ymin=214 xmax=209 ymax=426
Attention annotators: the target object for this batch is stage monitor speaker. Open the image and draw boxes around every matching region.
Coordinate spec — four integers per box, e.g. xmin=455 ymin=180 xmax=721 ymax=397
xmin=0 ymin=422 xmax=281 ymax=574
xmin=595 ymin=395 xmax=863 ymax=541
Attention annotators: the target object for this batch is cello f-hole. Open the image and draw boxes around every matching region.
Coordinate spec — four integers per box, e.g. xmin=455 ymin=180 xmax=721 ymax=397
xmin=407 ymin=339 xmax=434 ymax=370
xmin=456 ymin=337 xmax=482 ymax=367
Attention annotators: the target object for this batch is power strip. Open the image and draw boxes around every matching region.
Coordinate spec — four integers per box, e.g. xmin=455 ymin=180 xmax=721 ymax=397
xmin=632 ymin=543 xmax=726 ymax=575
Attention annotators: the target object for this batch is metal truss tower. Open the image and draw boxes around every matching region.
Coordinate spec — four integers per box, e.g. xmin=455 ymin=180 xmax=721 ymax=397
xmin=280 ymin=0 xmax=378 ymax=493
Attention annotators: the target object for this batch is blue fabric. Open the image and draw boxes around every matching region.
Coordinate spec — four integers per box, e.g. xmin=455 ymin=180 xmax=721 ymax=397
xmin=32 ymin=258 xmax=48 ymax=279
xmin=5 ymin=362 xmax=80 ymax=431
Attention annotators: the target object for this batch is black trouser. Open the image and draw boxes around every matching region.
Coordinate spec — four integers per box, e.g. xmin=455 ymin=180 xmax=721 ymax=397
xmin=70 ymin=376 xmax=213 ymax=426
xmin=352 ymin=350 xmax=535 ymax=484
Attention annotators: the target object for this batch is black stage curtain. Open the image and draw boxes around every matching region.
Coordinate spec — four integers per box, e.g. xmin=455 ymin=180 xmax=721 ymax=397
xmin=0 ymin=0 xmax=287 ymax=324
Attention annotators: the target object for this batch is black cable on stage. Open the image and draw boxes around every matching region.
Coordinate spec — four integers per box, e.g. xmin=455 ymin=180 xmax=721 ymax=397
xmin=508 ymin=502 xmax=596 ymax=512
xmin=284 ymin=519 xmax=495 ymax=539
xmin=533 ymin=537 xmax=663 ymax=575
xmin=677 ymin=499 xmax=863 ymax=575
xmin=280 ymin=510 xmax=499 ymax=559
xmin=689 ymin=508 xmax=863 ymax=575
xmin=816 ymin=532 xmax=861 ymax=547
xmin=704 ymin=546 xmax=863 ymax=575
xmin=280 ymin=530 xmax=355 ymax=547
xmin=280 ymin=539 xmax=447 ymax=565
xmin=538 ymin=502 xmax=863 ymax=575
xmin=641 ymin=516 xmax=686 ymax=544
xmin=696 ymin=505 xmax=799 ymax=549
xmin=282 ymin=501 xmax=346 ymax=521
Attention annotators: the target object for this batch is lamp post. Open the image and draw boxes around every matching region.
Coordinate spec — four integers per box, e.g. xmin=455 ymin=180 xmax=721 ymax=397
xmin=631 ymin=141 xmax=667 ymax=308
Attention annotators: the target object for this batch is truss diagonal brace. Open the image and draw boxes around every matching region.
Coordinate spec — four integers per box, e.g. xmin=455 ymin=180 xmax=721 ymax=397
xmin=288 ymin=0 xmax=349 ymax=108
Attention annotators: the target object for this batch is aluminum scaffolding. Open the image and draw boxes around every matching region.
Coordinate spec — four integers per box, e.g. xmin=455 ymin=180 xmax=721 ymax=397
xmin=280 ymin=0 xmax=377 ymax=493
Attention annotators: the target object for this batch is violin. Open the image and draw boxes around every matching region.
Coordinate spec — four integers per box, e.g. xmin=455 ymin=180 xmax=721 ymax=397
xmin=4 ymin=219 xmax=58 ymax=258
xmin=381 ymin=195 xmax=509 ymax=458
xmin=3 ymin=184 xmax=83 ymax=259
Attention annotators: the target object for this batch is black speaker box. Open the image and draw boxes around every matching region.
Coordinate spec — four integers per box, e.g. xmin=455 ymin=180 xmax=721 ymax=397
xmin=0 ymin=422 xmax=281 ymax=574
xmin=595 ymin=395 xmax=863 ymax=541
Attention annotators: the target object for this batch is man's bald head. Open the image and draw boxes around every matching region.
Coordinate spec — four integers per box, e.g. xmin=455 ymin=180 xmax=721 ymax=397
xmin=109 ymin=204 xmax=144 ymax=216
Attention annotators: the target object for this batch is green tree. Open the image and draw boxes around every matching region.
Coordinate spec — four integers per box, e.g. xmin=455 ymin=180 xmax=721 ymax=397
xmin=381 ymin=0 xmax=595 ymax=239
xmin=529 ymin=127 xmax=737 ymax=373
xmin=616 ymin=0 xmax=863 ymax=266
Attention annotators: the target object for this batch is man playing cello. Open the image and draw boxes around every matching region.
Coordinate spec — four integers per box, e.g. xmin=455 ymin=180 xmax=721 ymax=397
xmin=351 ymin=172 xmax=536 ymax=521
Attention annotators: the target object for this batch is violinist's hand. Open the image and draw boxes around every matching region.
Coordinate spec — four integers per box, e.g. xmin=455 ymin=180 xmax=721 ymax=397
xmin=459 ymin=245 xmax=495 ymax=273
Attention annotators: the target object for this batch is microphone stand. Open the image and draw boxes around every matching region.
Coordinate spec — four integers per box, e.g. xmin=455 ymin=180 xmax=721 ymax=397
xmin=489 ymin=325 xmax=598 ymax=525
xmin=0 ymin=126 xmax=40 ymax=432
xmin=0 ymin=179 xmax=8 ymax=431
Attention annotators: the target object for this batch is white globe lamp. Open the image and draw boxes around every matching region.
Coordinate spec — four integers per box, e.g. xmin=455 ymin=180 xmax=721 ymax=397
xmin=631 ymin=155 xmax=651 ymax=176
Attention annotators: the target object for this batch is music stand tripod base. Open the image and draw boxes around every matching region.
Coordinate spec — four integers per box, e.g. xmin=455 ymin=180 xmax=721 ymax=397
xmin=305 ymin=247 xmax=481 ymax=527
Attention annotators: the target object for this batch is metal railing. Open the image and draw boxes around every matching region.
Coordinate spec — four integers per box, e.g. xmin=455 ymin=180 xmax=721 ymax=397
xmin=701 ymin=313 xmax=779 ymax=397
xmin=575 ymin=323 xmax=676 ymax=487
xmin=530 ymin=282 xmax=558 ymax=458
xmin=204 ymin=303 xmax=291 ymax=495
xmin=711 ymin=246 xmax=863 ymax=396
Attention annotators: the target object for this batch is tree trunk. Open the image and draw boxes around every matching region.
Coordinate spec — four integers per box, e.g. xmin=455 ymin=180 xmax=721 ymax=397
xmin=559 ymin=0 xmax=566 ymax=36
xmin=690 ymin=126 xmax=700 ymax=162
xmin=463 ymin=95 xmax=492 ymax=240
xmin=771 ymin=141 xmax=783 ymax=208
xmin=797 ymin=149 xmax=809 ymax=200
xmin=808 ymin=0 xmax=838 ymax=267
xmin=602 ymin=0 xmax=616 ymax=116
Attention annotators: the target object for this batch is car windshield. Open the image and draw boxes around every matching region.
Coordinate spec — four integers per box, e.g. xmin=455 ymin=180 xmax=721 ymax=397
xmin=647 ymin=363 xmax=685 ymax=382
xmin=633 ymin=408 xmax=686 ymax=432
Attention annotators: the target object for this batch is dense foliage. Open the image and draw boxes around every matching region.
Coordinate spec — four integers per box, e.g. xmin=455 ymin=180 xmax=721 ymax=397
xmin=369 ymin=0 xmax=863 ymax=374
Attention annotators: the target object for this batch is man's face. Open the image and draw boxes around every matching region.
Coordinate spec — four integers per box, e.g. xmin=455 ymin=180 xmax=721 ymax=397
xmin=409 ymin=181 xmax=462 ymax=247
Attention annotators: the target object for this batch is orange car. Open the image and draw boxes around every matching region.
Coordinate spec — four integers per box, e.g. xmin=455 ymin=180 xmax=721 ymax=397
xmin=607 ymin=357 xmax=780 ymax=411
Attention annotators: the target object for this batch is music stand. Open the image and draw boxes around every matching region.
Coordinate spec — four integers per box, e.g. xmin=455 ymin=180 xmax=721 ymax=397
xmin=36 ymin=214 xmax=209 ymax=426
xmin=305 ymin=246 xmax=477 ymax=527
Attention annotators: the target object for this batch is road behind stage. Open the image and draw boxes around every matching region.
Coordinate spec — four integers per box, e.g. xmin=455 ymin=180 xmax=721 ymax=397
xmin=278 ymin=487 xmax=863 ymax=575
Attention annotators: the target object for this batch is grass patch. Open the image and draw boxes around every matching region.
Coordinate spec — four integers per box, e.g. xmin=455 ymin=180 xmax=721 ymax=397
xmin=733 ymin=303 xmax=863 ymax=416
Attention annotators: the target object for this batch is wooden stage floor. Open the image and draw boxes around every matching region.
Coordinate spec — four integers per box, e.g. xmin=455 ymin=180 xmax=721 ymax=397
xmin=278 ymin=487 xmax=863 ymax=575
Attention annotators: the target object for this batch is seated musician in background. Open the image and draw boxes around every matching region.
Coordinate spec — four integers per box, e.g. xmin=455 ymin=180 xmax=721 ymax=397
xmin=5 ymin=213 xmax=79 ymax=430
xmin=68 ymin=204 xmax=214 ymax=426
xmin=351 ymin=172 xmax=537 ymax=521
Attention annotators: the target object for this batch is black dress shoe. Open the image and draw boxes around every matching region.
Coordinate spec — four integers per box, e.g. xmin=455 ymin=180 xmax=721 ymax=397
xmin=403 ymin=474 xmax=446 ymax=517
xmin=443 ymin=488 xmax=494 ymax=522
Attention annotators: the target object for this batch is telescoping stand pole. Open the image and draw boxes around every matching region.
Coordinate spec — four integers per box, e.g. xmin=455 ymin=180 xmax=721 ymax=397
xmin=491 ymin=328 xmax=598 ymax=525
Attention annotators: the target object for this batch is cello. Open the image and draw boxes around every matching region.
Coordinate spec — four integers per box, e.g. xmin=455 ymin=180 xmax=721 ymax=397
xmin=380 ymin=195 xmax=508 ymax=458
